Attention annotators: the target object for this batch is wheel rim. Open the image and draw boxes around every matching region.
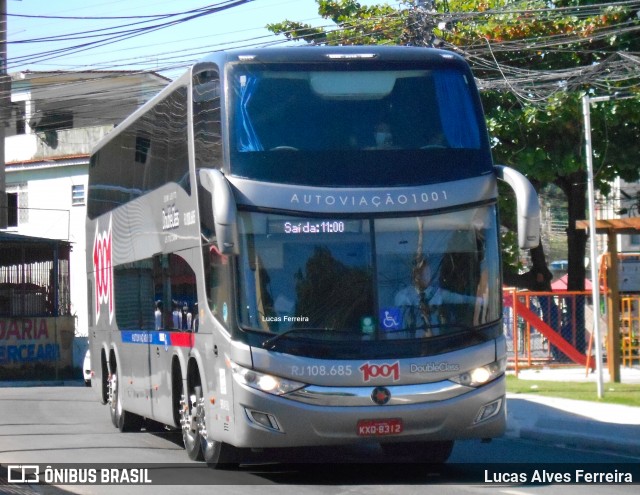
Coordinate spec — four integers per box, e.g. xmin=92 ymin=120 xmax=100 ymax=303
xmin=116 ymin=381 xmax=123 ymax=417
xmin=109 ymin=374 xmax=117 ymax=413
xmin=180 ymin=388 xmax=206 ymax=451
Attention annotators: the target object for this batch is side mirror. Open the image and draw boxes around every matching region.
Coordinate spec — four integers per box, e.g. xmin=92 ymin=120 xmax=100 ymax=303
xmin=198 ymin=169 xmax=239 ymax=255
xmin=495 ymin=165 xmax=540 ymax=249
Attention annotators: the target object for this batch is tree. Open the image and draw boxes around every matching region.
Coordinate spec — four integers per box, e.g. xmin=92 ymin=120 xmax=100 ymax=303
xmin=267 ymin=0 xmax=640 ymax=295
xmin=443 ymin=0 xmax=640 ymax=291
xmin=267 ymin=1 xmax=405 ymax=46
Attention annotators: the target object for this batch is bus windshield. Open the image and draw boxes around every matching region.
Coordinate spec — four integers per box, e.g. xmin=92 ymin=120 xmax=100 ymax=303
xmin=228 ymin=63 xmax=491 ymax=187
xmin=236 ymin=206 xmax=500 ymax=347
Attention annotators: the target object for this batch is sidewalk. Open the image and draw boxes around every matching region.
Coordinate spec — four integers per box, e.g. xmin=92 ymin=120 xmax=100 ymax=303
xmin=506 ymin=367 xmax=640 ymax=457
xmin=513 ymin=365 xmax=640 ymax=384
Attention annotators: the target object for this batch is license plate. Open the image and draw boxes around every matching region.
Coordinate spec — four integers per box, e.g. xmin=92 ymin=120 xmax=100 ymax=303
xmin=357 ymin=418 xmax=403 ymax=436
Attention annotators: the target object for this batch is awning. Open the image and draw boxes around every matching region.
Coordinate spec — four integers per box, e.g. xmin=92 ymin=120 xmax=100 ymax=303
xmin=0 ymin=232 xmax=71 ymax=266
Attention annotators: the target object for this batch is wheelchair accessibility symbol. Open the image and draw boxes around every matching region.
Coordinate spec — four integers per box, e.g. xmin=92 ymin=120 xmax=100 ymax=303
xmin=380 ymin=308 xmax=402 ymax=331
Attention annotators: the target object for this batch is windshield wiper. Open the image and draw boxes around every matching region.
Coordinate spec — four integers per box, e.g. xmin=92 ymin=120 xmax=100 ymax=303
xmin=261 ymin=328 xmax=347 ymax=349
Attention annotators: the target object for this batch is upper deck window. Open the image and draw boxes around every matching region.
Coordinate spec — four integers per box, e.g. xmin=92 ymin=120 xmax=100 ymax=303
xmin=228 ymin=63 xmax=490 ymax=187
xmin=234 ymin=69 xmax=479 ymax=152
xmin=88 ymin=86 xmax=189 ymax=219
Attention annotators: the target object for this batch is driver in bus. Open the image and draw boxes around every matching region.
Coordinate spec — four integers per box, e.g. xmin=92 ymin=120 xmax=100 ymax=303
xmin=374 ymin=121 xmax=393 ymax=148
xmin=394 ymin=255 xmax=483 ymax=336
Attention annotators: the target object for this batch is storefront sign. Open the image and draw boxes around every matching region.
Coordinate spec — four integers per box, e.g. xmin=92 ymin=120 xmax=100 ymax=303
xmin=0 ymin=317 xmax=74 ymax=367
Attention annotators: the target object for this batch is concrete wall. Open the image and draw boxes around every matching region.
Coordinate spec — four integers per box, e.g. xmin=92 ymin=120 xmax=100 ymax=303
xmin=5 ymin=125 xmax=112 ymax=163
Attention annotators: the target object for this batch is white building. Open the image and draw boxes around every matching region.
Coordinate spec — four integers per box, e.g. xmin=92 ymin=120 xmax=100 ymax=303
xmin=3 ymin=70 xmax=168 ymax=336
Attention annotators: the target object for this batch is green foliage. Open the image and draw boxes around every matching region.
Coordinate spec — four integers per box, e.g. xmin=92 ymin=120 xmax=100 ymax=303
xmin=267 ymin=1 xmax=406 ymax=45
xmin=266 ymin=20 xmax=328 ymax=44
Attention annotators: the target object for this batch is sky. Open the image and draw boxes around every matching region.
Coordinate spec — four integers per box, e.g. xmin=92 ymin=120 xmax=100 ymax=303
xmin=6 ymin=0 xmax=390 ymax=79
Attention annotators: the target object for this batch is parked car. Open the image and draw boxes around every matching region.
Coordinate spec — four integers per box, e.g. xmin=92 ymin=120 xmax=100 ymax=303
xmin=83 ymin=350 xmax=91 ymax=387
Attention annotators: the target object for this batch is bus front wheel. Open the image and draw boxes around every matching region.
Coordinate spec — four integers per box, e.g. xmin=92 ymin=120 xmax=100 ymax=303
xmin=203 ymin=438 xmax=241 ymax=469
xmin=381 ymin=440 xmax=454 ymax=463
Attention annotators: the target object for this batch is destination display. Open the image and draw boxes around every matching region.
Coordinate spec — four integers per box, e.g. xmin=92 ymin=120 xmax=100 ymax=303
xmin=268 ymin=219 xmax=363 ymax=235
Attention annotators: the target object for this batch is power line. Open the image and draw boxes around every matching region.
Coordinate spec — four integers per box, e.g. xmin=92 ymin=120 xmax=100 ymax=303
xmin=6 ymin=0 xmax=252 ymax=69
xmin=4 ymin=0 xmax=640 ymax=118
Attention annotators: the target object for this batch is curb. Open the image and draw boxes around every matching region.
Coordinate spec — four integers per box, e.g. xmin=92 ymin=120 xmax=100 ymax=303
xmin=0 ymin=380 xmax=84 ymax=388
xmin=519 ymin=427 xmax=640 ymax=457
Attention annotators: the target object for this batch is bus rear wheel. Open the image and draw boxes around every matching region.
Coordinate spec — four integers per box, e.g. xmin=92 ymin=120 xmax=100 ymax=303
xmin=108 ymin=372 xmax=117 ymax=428
xmin=381 ymin=440 xmax=454 ymax=464
xmin=109 ymin=368 xmax=143 ymax=432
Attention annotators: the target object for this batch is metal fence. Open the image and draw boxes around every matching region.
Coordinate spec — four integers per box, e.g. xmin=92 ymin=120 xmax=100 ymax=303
xmin=504 ymin=289 xmax=599 ymax=372
xmin=621 ymin=295 xmax=640 ymax=367
xmin=0 ymin=235 xmax=71 ymax=318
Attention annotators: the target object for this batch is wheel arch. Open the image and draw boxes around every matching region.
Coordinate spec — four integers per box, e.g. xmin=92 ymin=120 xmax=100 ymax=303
xmin=108 ymin=344 xmax=120 ymax=377
xmin=99 ymin=347 xmax=109 ymax=404
xmin=186 ymin=354 xmax=203 ymax=392
xmin=171 ymin=355 xmax=185 ymax=428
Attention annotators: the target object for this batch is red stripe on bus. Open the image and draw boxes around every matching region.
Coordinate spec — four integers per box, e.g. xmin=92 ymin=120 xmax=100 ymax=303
xmin=170 ymin=333 xmax=195 ymax=347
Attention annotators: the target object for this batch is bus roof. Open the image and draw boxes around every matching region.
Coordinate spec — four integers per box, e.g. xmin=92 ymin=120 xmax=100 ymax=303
xmin=197 ymin=45 xmax=468 ymax=69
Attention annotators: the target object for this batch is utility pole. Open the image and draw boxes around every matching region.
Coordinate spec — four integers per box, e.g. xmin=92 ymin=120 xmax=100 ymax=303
xmin=0 ymin=0 xmax=7 ymax=229
xmin=582 ymin=94 xmax=606 ymax=398
xmin=582 ymin=92 xmax=636 ymax=395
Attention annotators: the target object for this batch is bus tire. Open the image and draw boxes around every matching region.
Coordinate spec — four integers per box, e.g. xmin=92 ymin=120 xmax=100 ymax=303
xmin=180 ymin=383 xmax=204 ymax=461
xmin=381 ymin=440 xmax=454 ymax=463
xmin=100 ymin=354 xmax=109 ymax=405
xmin=203 ymin=439 xmax=241 ymax=469
xmin=181 ymin=383 xmax=241 ymax=468
xmin=110 ymin=368 xmax=143 ymax=432
xmin=108 ymin=369 xmax=118 ymax=428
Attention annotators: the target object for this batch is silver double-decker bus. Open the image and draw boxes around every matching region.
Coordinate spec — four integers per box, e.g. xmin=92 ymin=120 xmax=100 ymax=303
xmin=87 ymin=46 xmax=539 ymax=467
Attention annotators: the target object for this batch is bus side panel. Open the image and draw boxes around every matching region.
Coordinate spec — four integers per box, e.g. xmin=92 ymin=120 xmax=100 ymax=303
xmin=200 ymin=318 xmax=240 ymax=446
xmin=149 ymin=340 xmax=188 ymax=428
xmin=111 ymin=337 xmax=153 ymax=420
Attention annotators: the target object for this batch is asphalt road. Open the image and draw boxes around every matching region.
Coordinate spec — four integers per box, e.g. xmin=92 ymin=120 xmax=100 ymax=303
xmin=0 ymin=384 xmax=638 ymax=495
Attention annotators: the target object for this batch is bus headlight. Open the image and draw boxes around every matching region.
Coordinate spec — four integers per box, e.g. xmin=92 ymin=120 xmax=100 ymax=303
xmin=229 ymin=361 xmax=306 ymax=396
xmin=451 ymin=358 xmax=506 ymax=387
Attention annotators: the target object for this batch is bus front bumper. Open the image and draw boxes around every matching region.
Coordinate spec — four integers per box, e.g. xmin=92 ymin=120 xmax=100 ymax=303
xmin=219 ymin=375 xmax=506 ymax=449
